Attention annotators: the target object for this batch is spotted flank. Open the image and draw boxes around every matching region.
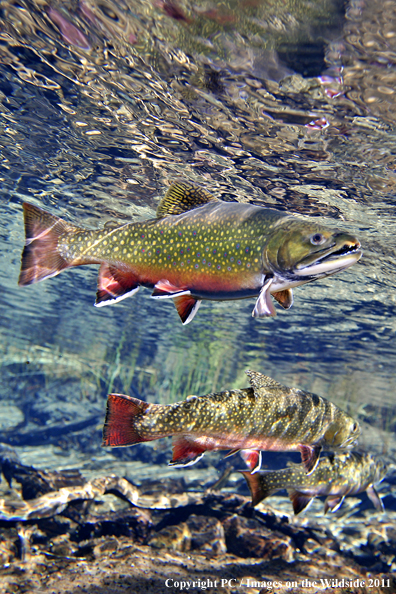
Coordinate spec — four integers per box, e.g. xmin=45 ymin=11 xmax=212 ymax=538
xmin=241 ymin=452 xmax=388 ymax=515
xmin=102 ymin=370 xmax=360 ymax=474
xmin=19 ymin=181 xmax=362 ymax=324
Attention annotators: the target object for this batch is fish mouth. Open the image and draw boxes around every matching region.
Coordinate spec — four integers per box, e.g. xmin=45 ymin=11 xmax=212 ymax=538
xmin=294 ymin=240 xmax=362 ymax=277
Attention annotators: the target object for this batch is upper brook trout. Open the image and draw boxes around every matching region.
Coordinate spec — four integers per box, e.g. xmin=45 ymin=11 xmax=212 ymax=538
xmin=102 ymin=370 xmax=360 ymax=475
xmin=242 ymin=451 xmax=388 ymax=514
xmin=19 ymin=182 xmax=362 ymax=324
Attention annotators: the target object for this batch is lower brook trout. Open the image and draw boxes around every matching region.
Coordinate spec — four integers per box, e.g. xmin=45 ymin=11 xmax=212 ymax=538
xmin=18 ymin=181 xmax=362 ymax=324
xmin=242 ymin=451 xmax=388 ymax=514
xmin=102 ymin=370 xmax=360 ymax=475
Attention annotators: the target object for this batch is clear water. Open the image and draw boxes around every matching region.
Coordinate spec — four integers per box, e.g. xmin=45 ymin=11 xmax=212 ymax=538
xmin=0 ymin=0 xmax=395 ymax=551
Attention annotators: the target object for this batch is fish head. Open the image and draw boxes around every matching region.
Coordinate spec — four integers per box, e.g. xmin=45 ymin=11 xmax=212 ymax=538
xmin=263 ymin=218 xmax=362 ymax=282
xmin=322 ymin=411 xmax=361 ymax=449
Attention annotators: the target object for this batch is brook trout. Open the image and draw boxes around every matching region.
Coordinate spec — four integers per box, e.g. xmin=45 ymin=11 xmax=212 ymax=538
xmin=19 ymin=182 xmax=362 ymax=324
xmin=242 ymin=451 xmax=388 ymax=514
xmin=102 ymin=370 xmax=360 ymax=474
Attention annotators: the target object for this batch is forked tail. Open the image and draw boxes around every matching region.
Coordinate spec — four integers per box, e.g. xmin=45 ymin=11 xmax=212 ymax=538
xmin=102 ymin=393 xmax=150 ymax=447
xmin=18 ymin=203 xmax=78 ymax=286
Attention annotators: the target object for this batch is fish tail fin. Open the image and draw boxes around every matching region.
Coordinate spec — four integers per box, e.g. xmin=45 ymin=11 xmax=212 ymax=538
xmin=240 ymin=470 xmax=277 ymax=506
xmin=18 ymin=203 xmax=79 ymax=286
xmin=102 ymin=393 xmax=150 ymax=447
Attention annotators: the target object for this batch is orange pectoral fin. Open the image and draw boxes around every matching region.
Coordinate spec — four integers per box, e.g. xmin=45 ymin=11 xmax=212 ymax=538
xmin=240 ymin=449 xmax=262 ymax=474
xmin=252 ymin=277 xmax=276 ymax=317
xmin=95 ymin=264 xmax=140 ymax=306
xmin=366 ymin=485 xmax=384 ymax=512
xmin=299 ymin=444 xmax=322 ymax=475
xmin=169 ymin=436 xmax=206 ymax=467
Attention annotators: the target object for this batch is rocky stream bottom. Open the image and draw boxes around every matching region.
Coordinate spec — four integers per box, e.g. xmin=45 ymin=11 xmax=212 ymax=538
xmin=0 ymin=446 xmax=395 ymax=594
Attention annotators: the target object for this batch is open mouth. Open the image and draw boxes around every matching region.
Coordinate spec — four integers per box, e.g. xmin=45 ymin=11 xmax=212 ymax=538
xmin=295 ymin=241 xmax=362 ymax=277
xmin=321 ymin=241 xmax=361 ymax=261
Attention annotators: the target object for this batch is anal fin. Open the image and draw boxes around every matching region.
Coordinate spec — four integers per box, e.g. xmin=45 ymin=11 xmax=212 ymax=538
xmin=95 ymin=264 xmax=140 ymax=307
xmin=288 ymin=490 xmax=314 ymax=515
xmin=299 ymin=444 xmax=322 ymax=475
xmin=173 ymin=295 xmax=201 ymax=324
xmin=169 ymin=436 xmax=206 ymax=467
xmin=272 ymin=288 xmax=293 ymax=310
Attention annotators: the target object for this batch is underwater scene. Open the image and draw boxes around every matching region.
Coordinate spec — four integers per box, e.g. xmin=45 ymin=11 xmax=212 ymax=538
xmin=0 ymin=0 xmax=396 ymax=592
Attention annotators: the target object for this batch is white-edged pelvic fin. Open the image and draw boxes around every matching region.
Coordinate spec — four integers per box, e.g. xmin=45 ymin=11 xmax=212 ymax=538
xmin=151 ymin=279 xmax=191 ymax=299
xmin=94 ymin=285 xmax=140 ymax=307
xmin=252 ymin=277 xmax=276 ymax=317
xmin=168 ymin=452 xmax=205 ymax=468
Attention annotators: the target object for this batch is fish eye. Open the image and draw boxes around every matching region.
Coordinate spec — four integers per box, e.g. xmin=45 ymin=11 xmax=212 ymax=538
xmin=310 ymin=233 xmax=326 ymax=246
xmin=352 ymin=422 xmax=359 ymax=432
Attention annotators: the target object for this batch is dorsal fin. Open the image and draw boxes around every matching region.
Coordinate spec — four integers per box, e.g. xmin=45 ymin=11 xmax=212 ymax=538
xmin=245 ymin=369 xmax=285 ymax=392
xmin=156 ymin=182 xmax=219 ymax=218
